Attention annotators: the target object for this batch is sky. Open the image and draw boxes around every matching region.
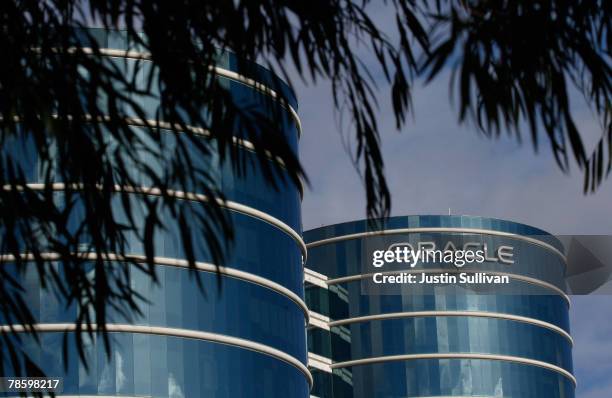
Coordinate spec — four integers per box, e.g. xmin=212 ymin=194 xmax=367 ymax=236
xmin=291 ymin=9 xmax=612 ymax=397
xmin=297 ymin=67 xmax=612 ymax=235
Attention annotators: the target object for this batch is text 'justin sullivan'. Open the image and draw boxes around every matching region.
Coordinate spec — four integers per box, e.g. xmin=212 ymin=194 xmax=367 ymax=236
xmin=373 ymin=272 xmax=509 ymax=285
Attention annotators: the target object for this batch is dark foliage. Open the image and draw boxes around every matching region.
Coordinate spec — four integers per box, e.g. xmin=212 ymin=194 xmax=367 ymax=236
xmin=0 ymin=0 xmax=609 ymax=381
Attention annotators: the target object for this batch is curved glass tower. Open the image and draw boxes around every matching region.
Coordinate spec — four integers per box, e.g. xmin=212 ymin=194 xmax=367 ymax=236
xmin=304 ymin=215 xmax=574 ymax=398
xmin=1 ymin=29 xmax=310 ymax=397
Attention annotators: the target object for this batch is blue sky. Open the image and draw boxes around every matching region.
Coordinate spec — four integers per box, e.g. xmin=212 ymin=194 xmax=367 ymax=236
xmin=291 ymin=10 xmax=612 ymax=396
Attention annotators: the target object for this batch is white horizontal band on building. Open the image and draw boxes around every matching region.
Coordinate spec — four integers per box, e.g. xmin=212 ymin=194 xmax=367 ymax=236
xmin=328 ymin=310 xmax=573 ymax=345
xmin=0 ymin=323 xmax=313 ymax=388
xmin=117 ymin=117 xmax=305 ymax=199
xmin=3 ymin=183 xmax=307 ymax=260
xmin=331 ymin=352 xmax=576 ymax=386
xmin=308 ymin=311 xmax=331 ymax=331
xmin=76 ymin=47 xmax=302 ymax=136
xmin=325 ymin=268 xmax=570 ymax=306
xmin=306 ymin=227 xmax=566 ymax=262
xmin=308 ymin=352 xmax=333 ymax=374
xmin=0 ymin=252 xmax=309 ymax=322
xmin=304 ymin=267 xmax=329 ymax=289
xmin=4 ymin=114 xmax=305 ymax=199
xmin=96 ymin=116 xmax=305 ymax=196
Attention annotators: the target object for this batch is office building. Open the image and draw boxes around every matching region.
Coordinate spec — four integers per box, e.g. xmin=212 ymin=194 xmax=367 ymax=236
xmin=1 ymin=28 xmax=310 ymax=398
xmin=305 ymin=215 xmax=574 ymax=398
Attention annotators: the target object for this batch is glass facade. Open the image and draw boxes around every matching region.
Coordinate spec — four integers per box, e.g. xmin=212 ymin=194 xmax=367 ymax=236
xmin=1 ymin=29 xmax=309 ymax=398
xmin=0 ymin=28 xmax=576 ymax=398
xmin=304 ymin=215 xmax=575 ymax=398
